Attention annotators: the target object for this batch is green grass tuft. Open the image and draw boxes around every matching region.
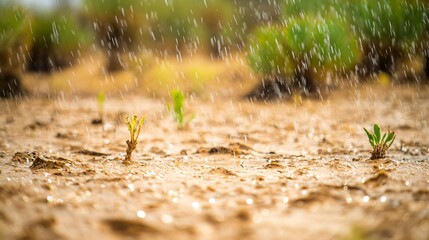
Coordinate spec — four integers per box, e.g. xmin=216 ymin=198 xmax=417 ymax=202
xmin=363 ymin=124 xmax=396 ymax=159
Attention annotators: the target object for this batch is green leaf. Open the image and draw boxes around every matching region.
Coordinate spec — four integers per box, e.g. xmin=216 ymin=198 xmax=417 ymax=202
xmin=125 ymin=115 xmax=145 ymax=141
xmin=135 ymin=116 xmax=145 ymax=140
xmin=364 ymin=128 xmax=375 ymax=148
xmin=363 ymin=128 xmax=373 ymax=140
xmin=387 ymin=135 xmax=396 ymax=148
xmin=373 ymin=124 xmax=381 ymax=143
xmin=385 ymin=131 xmax=395 ymax=143
xmin=380 ymin=133 xmax=386 ymax=143
xmin=171 ymin=90 xmax=192 ymax=129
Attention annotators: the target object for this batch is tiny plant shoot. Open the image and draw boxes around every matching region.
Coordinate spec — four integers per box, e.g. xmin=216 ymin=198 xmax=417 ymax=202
xmin=124 ymin=115 xmax=145 ymax=164
xmin=170 ymin=90 xmax=194 ymax=129
xmin=97 ymin=91 xmax=105 ymax=120
xmin=92 ymin=91 xmax=106 ymax=125
xmin=363 ymin=124 xmax=396 ymax=159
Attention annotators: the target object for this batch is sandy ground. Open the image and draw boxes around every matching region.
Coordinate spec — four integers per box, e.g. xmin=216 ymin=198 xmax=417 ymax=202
xmin=0 ymin=83 xmax=428 ymax=240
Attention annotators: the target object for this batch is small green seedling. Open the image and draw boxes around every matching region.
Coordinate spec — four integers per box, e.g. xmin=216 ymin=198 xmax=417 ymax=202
xmin=363 ymin=124 xmax=396 ymax=159
xmin=169 ymin=90 xmax=194 ymax=129
xmin=97 ymin=91 xmax=106 ymax=121
xmin=92 ymin=91 xmax=106 ymax=124
xmin=97 ymin=91 xmax=105 ymax=119
xmin=124 ymin=115 xmax=145 ymax=164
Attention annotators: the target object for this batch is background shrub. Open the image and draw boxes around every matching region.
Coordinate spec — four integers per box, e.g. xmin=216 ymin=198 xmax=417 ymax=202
xmin=247 ymin=16 xmax=360 ymax=96
xmin=247 ymin=26 xmax=294 ymax=81
xmin=84 ymin=0 xmax=146 ymax=72
xmin=347 ymin=0 xmax=426 ymax=76
xmin=28 ymin=12 xmax=92 ymax=72
xmin=281 ymin=0 xmax=344 ymax=18
xmin=143 ymin=0 xmax=238 ymax=59
xmin=0 ymin=5 xmax=31 ymax=97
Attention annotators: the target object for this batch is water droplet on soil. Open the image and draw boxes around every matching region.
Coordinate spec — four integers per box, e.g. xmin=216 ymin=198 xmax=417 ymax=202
xmin=282 ymin=197 xmax=289 ymax=204
xmin=192 ymin=201 xmax=201 ymax=209
xmin=208 ymin=197 xmax=216 ymax=204
xmin=161 ymin=214 xmax=174 ymax=224
xmin=345 ymin=196 xmax=353 ymax=204
xmin=137 ymin=210 xmax=146 ymax=219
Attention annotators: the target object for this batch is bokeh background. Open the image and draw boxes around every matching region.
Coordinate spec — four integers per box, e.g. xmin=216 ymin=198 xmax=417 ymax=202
xmin=0 ymin=0 xmax=428 ymax=99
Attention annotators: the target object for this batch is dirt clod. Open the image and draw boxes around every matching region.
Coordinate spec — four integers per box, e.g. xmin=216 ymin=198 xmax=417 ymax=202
xmin=264 ymin=162 xmax=285 ymax=169
xmin=208 ymin=146 xmax=234 ymax=154
xmin=364 ymin=170 xmax=390 ymax=188
xmin=208 ymin=167 xmax=237 ymax=176
xmin=30 ymin=156 xmax=71 ymax=171
xmin=11 ymin=152 xmax=38 ymax=163
xmin=103 ymin=219 xmax=161 ymax=237
xmin=75 ymin=149 xmax=110 ymax=156
xmin=149 ymin=146 xmax=166 ymax=155
xmin=19 ymin=218 xmax=64 ymax=240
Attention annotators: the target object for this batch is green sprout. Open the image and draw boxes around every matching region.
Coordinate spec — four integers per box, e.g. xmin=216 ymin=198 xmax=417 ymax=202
xmin=363 ymin=124 xmax=396 ymax=159
xmin=169 ymin=90 xmax=194 ymax=130
xmin=91 ymin=91 xmax=106 ymax=124
xmin=97 ymin=91 xmax=106 ymax=120
xmin=124 ymin=115 xmax=145 ymax=164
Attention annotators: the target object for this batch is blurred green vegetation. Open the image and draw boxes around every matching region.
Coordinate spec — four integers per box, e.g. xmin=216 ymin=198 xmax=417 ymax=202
xmin=248 ymin=11 xmax=360 ymax=96
xmin=195 ymin=0 xmax=238 ymax=57
xmin=84 ymin=0 xmax=146 ymax=71
xmin=246 ymin=0 xmax=428 ymax=98
xmin=424 ymin=1 xmax=429 ymax=78
xmin=28 ymin=12 xmax=92 ymax=72
xmin=143 ymin=0 xmax=240 ymax=58
xmin=347 ymin=0 xmax=426 ymax=75
xmin=247 ymin=26 xmax=294 ymax=80
xmin=0 ymin=4 xmax=31 ymax=97
xmin=282 ymin=0 xmax=344 ymax=17
xmin=0 ymin=0 xmax=428 ymax=98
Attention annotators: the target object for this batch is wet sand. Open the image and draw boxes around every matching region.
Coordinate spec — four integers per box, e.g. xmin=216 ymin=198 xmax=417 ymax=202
xmin=0 ymin=84 xmax=428 ymax=240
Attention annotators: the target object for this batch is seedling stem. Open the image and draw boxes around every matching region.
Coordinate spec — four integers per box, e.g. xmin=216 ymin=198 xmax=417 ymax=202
xmin=124 ymin=115 xmax=145 ymax=164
